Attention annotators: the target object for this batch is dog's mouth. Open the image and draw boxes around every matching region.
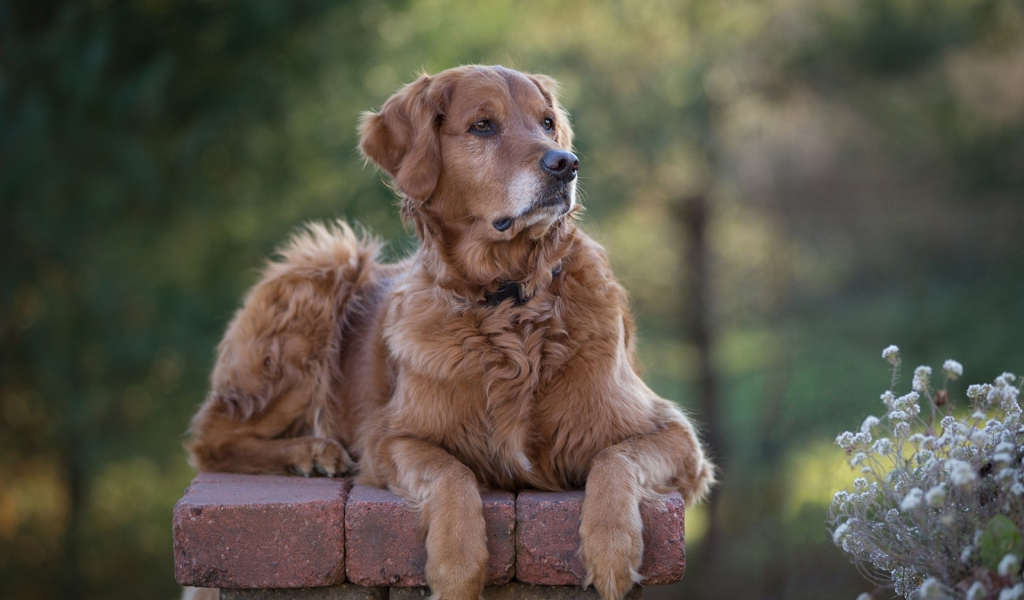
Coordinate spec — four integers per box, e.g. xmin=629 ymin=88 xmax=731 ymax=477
xmin=496 ymin=174 xmax=576 ymax=233
xmin=523 ymin=181 xmax=575 ymax=219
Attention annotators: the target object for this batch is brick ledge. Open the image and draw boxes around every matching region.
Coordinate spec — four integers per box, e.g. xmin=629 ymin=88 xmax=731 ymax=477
xmin=173 ymin=473 xmax=685 ymax=590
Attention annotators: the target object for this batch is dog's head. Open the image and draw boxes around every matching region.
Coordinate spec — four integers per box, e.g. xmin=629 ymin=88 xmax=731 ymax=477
xmin=360 ymin=66 xmax=578 ymax=292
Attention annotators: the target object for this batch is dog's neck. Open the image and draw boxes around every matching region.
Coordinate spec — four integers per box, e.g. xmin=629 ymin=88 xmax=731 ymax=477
xmin=481 ymin=259 xmax=564 ymax=307
xmin=410 ymin=207 xmax=577 ymax=307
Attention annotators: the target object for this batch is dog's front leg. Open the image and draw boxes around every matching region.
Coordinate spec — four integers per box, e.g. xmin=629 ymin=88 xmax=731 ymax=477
xmin=580 ymin=420 xmax=714 ymax=600
xmin=387 ymin=437 xmax=488 ymax=600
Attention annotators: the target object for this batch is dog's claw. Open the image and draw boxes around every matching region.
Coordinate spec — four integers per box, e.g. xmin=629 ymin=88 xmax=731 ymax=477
xmin=312 ymin=463 xmax=329 ymax=477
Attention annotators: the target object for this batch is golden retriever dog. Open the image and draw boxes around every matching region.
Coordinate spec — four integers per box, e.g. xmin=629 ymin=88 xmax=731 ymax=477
xmin=187 ymin=65 xmax=715 ymax=600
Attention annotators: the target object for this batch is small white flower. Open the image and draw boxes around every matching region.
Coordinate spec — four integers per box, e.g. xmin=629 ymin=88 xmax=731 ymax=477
xmin=882 ymin=345 xmax=900 ymax=365
xmin=996 ymin=372 xmax=1018 ymax=386
xmin=857 ymin=594 xmax=872 ymax=600
xmin=895 ymin=391 xmax=920 ymax=409
xmin=1012 ymin=482 xmax=1024 ymax=496
xmin=836 ymin=431 xmax=856 ymax=450
xmin=872 ymin=438 xmax=892 ymax=454
xmin=993 ymin=385 xmax=1022 ymax=414
xmin=947 ymin=459 xmax=978 ymax=486
xmin=971 ymin=411 xmax=988 ymax=421
xmin=850 ymin=452 xmax=867 ymax=467
xmin=881 ymin=390 xmax=896 ymax=409
xmin=860 ymin=416 xmax=880 ymax=433
xmin=889 ymin=410 xmax=909 ymax=421
xmin=894 ymin=422 xmax=910 ymax=438
xmin=967 ymin=585 xmax=987 ymax=600
xmin=919 ymin=577 xmax=943 ymax=599
xmin=941 ymin=415 xmax=957 ymax=432
xmin=832 ymin=491 xmax=850 ymax=509
xmin=925 ymin=484 xmax=946 ymax=506
xmin=853 ymin=431 xmax=872 ymax=445
xmin=971 ymin=429 xmax=992 ymax=447
xmin=913 ymin=366 xmax=933 ymax=393
xmin=966 ymin=581 xmax=986 ymax=600
xmin=832 ymin=521 xmax=851 ymax=544
xmin=901 ymin=488 xmax=923 ymax=511
xmin=943 ymin=359 xmax=964 ymax=379
xmin=853 ymin=477 xmax=869 ymax=492
xmin=998 ymin=553 xmax=1020 ymax=576
xmin=994 ymin=452 xmax=1014 ymax=464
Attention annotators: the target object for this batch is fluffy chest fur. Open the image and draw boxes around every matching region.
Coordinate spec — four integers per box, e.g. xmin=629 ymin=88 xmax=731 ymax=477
xmin=381 ymin=271 xmax=572 ymax=488
xmin=378 ymin=235 xmax=650 ymax=491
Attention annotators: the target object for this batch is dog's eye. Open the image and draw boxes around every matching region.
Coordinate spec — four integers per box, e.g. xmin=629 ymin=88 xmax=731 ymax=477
xmin=263 ymin=356 xmax=271 ymax=367
xmin=493 ymin=217 xmax=514 ymax=232
xmin=542 ymin=117 xmax=554 ymax=131
xmin=470 ymin=119 xmax=494 ymax=134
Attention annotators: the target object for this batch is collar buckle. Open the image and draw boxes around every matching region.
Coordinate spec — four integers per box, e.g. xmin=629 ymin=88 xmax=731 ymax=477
xmin=481 ymin=262 xmax=564 ymax=307
xmin=485 ymin=281 xmax=529 ymax=307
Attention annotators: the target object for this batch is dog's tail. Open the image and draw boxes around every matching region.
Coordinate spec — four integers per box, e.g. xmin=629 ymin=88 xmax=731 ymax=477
xmin=269 ymin=220 xmax=383 ymax=437
xmin=265 ymin=219 xmax=382 ymax=290
xmin=185 ymin=219 xmax=381 ymax=472
xmin=191 ymin=219 xmax=380 ymax=429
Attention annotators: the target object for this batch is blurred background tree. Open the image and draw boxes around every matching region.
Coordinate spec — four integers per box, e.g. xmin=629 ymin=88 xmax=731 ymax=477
xmin=2 ymin=0 xmax=1022 ymax=598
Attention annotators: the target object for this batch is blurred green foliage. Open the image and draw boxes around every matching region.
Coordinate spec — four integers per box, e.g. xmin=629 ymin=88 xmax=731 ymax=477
xmin=2 ymin=0 xmax=1023 ymax=598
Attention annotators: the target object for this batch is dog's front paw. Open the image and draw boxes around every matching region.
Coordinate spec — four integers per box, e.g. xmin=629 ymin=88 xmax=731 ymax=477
xmin=424 ymin=506 xmax=488 ymax=600
xmin=579 ymin=494 xmax=642 ymax=600
xmin=287 ymin=438 xmax=354 ymax=477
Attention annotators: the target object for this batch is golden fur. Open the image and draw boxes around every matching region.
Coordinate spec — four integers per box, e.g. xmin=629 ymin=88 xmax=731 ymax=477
xmin=187 ymin=65 xmax=715 ymax=600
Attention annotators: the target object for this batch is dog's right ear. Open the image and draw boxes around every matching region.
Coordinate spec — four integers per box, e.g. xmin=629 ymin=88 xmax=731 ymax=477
xmin=359 ymin=74 xmax=445 ymax=203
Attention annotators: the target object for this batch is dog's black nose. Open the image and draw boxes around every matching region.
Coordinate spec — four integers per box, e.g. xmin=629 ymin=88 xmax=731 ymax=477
xmin=540 ymin=150 xmax=579 ymax=182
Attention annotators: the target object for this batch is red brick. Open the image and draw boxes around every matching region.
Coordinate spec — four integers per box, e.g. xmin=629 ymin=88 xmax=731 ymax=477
xmin=637 ymin=492 xmax=686 ymax=585
xmin=515 ymin=491 xmax=587 ymax=585
xmin=515 ymin=490 xmax=685 ymax=586
xmin=173 ymin=473 xmax=350 ymax=589
xmin=344 ymin=484 xmax=515 ymax=586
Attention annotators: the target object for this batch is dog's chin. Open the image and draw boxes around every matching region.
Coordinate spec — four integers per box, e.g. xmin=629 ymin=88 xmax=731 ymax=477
xmin=520 ymin=189 xmax=575 ymax=231
xmin=521 ymin=204 xmax=565 ymax=230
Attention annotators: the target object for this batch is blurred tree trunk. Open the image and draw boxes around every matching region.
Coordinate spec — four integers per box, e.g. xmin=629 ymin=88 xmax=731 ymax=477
xmin=674 ymin=193 xmax=723 ymax=560
xmin=59 ymin=436 xmax=86 ymax=598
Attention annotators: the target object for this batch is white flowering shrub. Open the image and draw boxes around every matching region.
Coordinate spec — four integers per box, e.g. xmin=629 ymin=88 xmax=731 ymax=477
xmin=829 ymin=346 xmax=1024 ymax=600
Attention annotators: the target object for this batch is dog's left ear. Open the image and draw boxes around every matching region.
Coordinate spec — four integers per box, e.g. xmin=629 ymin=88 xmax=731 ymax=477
xmin=528 ymin=73 xmax=573 ymax=150
xmin=359 ymin=74 xmax=449 ymax=203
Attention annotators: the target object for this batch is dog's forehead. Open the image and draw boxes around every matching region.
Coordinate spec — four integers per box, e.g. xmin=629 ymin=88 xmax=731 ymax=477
xmin=446 ymin=68 xmax=549 ymax=118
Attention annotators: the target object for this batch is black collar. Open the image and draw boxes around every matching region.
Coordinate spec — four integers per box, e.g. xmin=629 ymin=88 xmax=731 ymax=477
xmin=484 ymin=281 xmax=530 ymax=307
xmin=481 ymin=261 xmax=563 ymax=308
